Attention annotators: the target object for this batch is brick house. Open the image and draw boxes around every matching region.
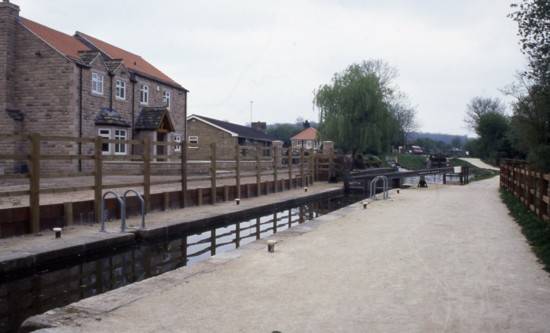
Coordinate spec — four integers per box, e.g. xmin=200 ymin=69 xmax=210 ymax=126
xmin=0 ymin=0 xmax=187 ymax=174
xmin=187 ymin=115 xmax=276 ymax=160
xmin=291 ymin=127 xmax=320 ymax=151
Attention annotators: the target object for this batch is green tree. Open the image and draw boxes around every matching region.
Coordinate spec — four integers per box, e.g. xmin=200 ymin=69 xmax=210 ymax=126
xmin=266 ymin=123 xmax=302 ymax=145
xmin=315 ymin=60 xmax=413 ymax=155
xmin=464 ymin=97 xmax=517 ymax=164
xmin=464 ymin=97 xmax=507 ymax=131
xmin=509 ymin=1 xmax=550 ymax=171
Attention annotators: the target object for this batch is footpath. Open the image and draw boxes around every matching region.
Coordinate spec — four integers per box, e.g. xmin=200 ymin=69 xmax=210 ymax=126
xmin=23 ymin=177 xmax=550 ymax=333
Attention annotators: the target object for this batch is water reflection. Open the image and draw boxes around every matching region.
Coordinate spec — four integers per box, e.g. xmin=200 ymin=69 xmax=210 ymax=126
xmin=1 ymin=194 xmax=362 ymax=333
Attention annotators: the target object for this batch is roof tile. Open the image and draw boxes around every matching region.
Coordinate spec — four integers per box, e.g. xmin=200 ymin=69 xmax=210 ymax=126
xmin=19 ymin=17 xmax=90 ymax=60
xmin=291 ymin=127 xmax=318 ymax=141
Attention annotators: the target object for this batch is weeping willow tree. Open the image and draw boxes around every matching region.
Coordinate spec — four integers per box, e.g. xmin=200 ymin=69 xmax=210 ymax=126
xmin=315 ymin=60 xmax=413 ymax=155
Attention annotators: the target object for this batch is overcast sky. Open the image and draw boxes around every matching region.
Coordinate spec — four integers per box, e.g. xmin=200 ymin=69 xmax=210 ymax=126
xmin=17 ymin=0 xmax=525 ymax=136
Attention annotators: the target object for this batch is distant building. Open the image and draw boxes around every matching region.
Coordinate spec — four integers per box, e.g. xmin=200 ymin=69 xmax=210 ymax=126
xmin=0 ymin=0 xmax=188 ymax=173
xmin=291 ymin=127 xmax=319 ymax=151
xmin=186 ymin=115 xmax=276 ymax=160
xmin=410 ymin=145 xmax=425 ymax=155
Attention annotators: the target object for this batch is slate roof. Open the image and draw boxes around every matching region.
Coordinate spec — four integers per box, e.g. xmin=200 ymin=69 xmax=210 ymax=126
xmin=136 ymin=107 xmax=175 ymax=131
xmin=78 ymin=51 xmax=100 ymax=65
xmin=291 ymin=127 xmax=318 ymax=141
xmin=18 ymin=18 xmax=186 ymax=90
xmin=189 ymin=115 xmax=275 ymax=142
xmin=95 ymin=108 xmax=130 ymax=127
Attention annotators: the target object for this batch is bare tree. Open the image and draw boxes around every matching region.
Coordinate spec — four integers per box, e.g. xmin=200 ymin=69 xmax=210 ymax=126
xmin=465 ymin=97 xmax=507 ymax=131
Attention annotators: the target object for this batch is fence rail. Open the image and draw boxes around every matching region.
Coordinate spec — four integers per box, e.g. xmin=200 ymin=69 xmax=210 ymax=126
xmin=0 ymin=133 xmax=333 ymax=235
xmin=500 ymin=160 xmax=550 ymax=222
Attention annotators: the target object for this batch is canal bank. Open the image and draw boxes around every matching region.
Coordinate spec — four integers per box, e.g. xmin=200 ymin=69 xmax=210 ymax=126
xmin=21 ymin=177 xmax=550 ymax=332
xmin=1 ymin=183 xmax=348 ymax=332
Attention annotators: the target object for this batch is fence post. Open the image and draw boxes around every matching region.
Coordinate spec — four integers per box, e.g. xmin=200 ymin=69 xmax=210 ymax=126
xmin=210 ymin=143 xmax=217 ymax=205
xmin=235 ymin=144 xmax=241 ymax=199
xmin=288 ymin=208 xmax=292 ymax=227
xmin=273 ymin=145 xmax=278 ymax=192
xmin=546 ymin=175 xmax=550 ymax=221
xmin=329 ymin=150 xmax=335 ymax=182
xmin=181 ymin=236 xmax=188 ymax=266
xmin=143 ymin=137 xmax=151 ymax=213
xmin=288 ymin=148 xmax=293 ymax=189
xmin=94 ymin=136 xmax=103 ymax=225
xmin=211 ymin=228 xmax=216 ymax=256
xmin=30 ymin=133 xmax=41 ymax=233
xmin=181 ymin=139 xmax=187 ymax=208
xmin=235 ymin=221 xmax=241 ymax=248
xmin=256 ymin=145 xmax=261 ymax=196
xmin=255 ymin=217 xmax=260 ymax=240
xmin=273 ymin=212 xmax=278 ymax=233
xmin=309 ymin=150 xmax=315 ymax=185
xmin=300 ymin=147 xmax=305 ymax=187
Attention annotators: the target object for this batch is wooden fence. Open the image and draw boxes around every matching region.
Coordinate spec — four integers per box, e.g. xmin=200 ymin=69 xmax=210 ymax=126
xmin=0 ymin=133 xmax=335 ymax=236
xmin=500 ymin=159 xmax=550 ymax=222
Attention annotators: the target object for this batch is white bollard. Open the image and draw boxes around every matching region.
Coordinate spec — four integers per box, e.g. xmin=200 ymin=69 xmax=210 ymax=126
xmin=267 ymin=240 xmax=278 ymax=253
xmin=53 ymin=227 xmax=62 ymax=239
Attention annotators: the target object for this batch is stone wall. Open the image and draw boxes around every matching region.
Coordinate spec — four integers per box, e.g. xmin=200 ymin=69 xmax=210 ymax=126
xmin=0 ymin=1 xmax=20 ymax=175
xmin=186 ymin=117 xmax=237 ymax=160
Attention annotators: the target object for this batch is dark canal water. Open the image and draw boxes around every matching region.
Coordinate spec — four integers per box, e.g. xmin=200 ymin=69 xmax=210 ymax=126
xmin=1 ymin=193 xmax=365 ymax=333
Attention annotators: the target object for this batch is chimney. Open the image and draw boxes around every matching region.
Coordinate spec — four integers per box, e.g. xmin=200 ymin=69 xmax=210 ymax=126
xmin=0 ymin=0 xmax=19 ymax=112
xmin=251 ymin=121 xmax=267 ymax=133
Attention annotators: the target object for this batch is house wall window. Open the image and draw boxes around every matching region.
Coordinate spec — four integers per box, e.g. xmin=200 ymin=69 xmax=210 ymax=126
xmin=189 ymin=136 xmax=199 ymax=145
xmin=114 ymin=129 xmax=127 ymax=155
xmin=163 ymin=90 xmax=171 ymax=108
xmin=98 ymin=129 xmax=111 ymax=154
xmin=140 ymin=84 xmax=149 ymax=105
xmin=92 ymin=72 xmax=104 ymax=95
xmin=174 ymin=134 xmax=181 ymax=152
xmin=115 ymin=80 xmax=126 ymax=100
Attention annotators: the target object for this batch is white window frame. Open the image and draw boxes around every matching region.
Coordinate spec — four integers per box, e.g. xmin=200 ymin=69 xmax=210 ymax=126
xmin=114 ymin=129 xmax=128 ymax=155
xmin=115 ymin=79 xmax=126 ymax=101
xmin=98 ymin=128 xmax=111 ymax=155
xmin=163 ymin=90 xmax=171 ymax=109
xmin=174 ymin=134 xmax=182 ymax=152
xmin=92 ymin=72 xmax=104 ymax=95
xmin=140 ymin=84 xmax=149 ymax=105
xmin=188 ymin=136 xmax=199 ymax=145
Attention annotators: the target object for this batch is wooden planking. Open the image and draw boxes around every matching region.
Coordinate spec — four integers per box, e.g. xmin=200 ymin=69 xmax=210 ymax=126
xmin=501 ymin=160 xmax=550 ymax=222
xmin=0 ymin=154 xmax=29 ymax=161
xmin=0 ymin=173 xmax=29 ymax=180
xmin=41 ymin=172 xmax=95 ymax=179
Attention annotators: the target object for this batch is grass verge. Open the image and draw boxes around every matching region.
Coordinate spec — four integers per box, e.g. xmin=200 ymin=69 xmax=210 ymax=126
xmin=500 ymin=189 xmax=550 ymax=273
xmin=394 ymin=154 xmax=426 ymax=170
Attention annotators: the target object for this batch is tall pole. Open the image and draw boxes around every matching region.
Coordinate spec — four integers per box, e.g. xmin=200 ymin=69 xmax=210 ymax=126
xmin=250 ymin=100 xmax=254 ymax=124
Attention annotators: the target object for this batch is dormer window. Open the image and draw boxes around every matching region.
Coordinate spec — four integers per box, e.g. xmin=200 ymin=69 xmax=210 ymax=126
xmin=115 ymin=80 xmax=126 ymax=100
xmin=163 ymin=90 xmax=171 ymax=108
xmin=91 ymin=72 xmax=104 ymax=95
xmin=140 ymin=84 xmax=149 ymax=105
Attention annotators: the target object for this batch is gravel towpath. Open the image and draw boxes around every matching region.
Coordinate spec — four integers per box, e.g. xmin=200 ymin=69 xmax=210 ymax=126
xmin=24 ymin=177 xmax=550 ymax=333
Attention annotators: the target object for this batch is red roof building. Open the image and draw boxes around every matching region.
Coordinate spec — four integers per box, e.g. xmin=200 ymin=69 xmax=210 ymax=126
xmin=0 ymin=1 xmax=188 ymax=174
xmin=291 ymin=127 xmax=320 ymax=151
